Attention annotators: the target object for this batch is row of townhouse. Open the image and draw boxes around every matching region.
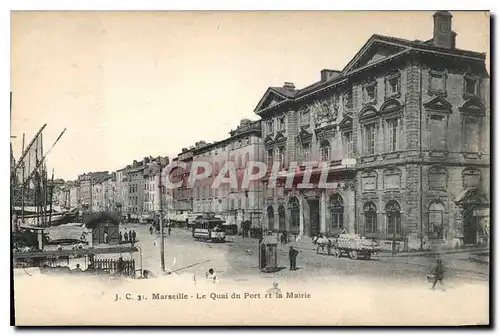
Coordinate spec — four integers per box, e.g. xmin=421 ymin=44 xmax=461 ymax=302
xmin=169 ymin=119 xmax=264 ymax=227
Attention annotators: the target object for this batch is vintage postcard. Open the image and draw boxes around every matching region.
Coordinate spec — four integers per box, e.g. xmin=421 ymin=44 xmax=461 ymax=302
xmin=10 ymin=10 xmax=490 ymax=326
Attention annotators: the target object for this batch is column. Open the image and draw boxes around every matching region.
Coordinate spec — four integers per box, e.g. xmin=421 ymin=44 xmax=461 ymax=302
xmin=320 ymin=191 xmax=327 ymax=234
xmin=299 ymin=195 xmax=304 ymax=235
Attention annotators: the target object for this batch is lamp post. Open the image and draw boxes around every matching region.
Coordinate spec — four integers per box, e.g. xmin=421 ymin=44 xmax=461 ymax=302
xmin=152 ymin=158 xmax=165 ymax=273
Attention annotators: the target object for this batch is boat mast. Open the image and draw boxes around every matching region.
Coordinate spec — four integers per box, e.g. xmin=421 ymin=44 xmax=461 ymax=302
xmin=48 ymin=169 xmax=54 ymax=226
xmin=21 ymin=133 xmax=25 ymax=222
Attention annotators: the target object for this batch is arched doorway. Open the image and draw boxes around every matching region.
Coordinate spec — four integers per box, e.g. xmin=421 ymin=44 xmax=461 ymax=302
xmin=289 ymin=197 xmax=300 ymax=235
xmin=363 ymin=201 xmax=377 ymax=237
xmin=428 ymin=201 xmax=445 ymax=240
xmin=385 ymin=200 xmax=401 ymax=239
xmin=329 ymin=194 xmax=344 ymax=235
xmin=267 ymin=205 xmax=275 ymax=231
xmin=278 ymin=205 xmax=286 ymax=232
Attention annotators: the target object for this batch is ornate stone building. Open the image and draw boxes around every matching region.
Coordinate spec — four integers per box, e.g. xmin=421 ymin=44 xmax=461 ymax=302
xmin=254 ymin=11 xmax=489 ymax=248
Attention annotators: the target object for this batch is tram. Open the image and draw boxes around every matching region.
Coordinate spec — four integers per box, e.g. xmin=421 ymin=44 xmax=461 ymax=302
xmin=192 ymin=215 xmax=226 ymax=243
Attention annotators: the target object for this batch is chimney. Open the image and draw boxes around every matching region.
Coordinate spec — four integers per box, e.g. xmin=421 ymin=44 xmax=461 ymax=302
xmin=432 ymin=11 xmax=454 ymax=49
xmin=283 ymin=82 xmax=295 ymax=90
xmin=320 ymin=69 xmax=341 ymax=82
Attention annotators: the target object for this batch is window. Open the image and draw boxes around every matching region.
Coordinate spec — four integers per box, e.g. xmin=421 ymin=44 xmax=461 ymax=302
xmin=386 ymin=118 xmax=399 ymax=152
xmin=463 ymin=168 xmax=481 ymax=188
xmin=267 ymin=120 xmax=274 ymax=134
xmin=329 ymin=194 xmax=344 ymax=234
xmin=300 ymin=110 xmax=310 ymax=126
xmin=464 ymin=75 xmax=480 ymax=97
xmin=429 ymin=70 xmax=446 ymax=93
xmin=319 ymin=140 xmax=331 ymax=162
xmin=428 ymin=202 xmax=445 ymax=240
xmin=386 ymin=201 xmax=401 ymax=237
xmin=387 ymin=75 xmax=400 ymax=97
xmin=364 ymin=123 xmax=376 ymax=155
xmin=362 ymin=171 xmax=377 ymax=191
xmin=364 ymin=202 xmax=377 ymax=235
xmin=266 ymin=149 xmax=273 ymax=167
xmin=383 ymin=169 xmax=402 ymax=190
xmin=277 ymin=146 xmax=285 ymax=169
xmin=463 ymin=118 xmax=481 ymax=152
xmin=429 ymin=115 xmax=446 ymax=151
xmin=428 ymin=166 xmax=447 ymax=190
xmin=344 ymin=90 xmax=353 ymax=109
xmin=278 ymin=116 xmax=286 ymax=132
xmin=343 ymin=132 xmax=353 ymax=158
xmin=301 ymin=143 xmax=311 ymax=163
xmin=364 ymin=82 xmax=377 ymax=103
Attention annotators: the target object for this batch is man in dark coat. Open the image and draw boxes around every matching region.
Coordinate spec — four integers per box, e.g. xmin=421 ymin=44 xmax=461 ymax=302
xmin=432 ymin=259 xmax=445 ymax=290
xmin=289 ymin=246 xmax=299 ymax=271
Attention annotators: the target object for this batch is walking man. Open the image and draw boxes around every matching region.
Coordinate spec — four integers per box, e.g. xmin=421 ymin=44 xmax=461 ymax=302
xmin=432 ymin=259 xmax=445 ymax=290
xmin=289 ymin=246 xmax=299 ymax=271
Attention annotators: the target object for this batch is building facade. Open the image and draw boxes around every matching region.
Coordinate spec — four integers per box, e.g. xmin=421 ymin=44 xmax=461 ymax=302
xmin=254 ymin=11 xmax=489 ymax=248
xmin=170 ymin=148 xmax=195 ymax=214
xmin=77 ymin=171 xmax=109 ymax=209
xmin=189 ymin=119 xmax=264 ymax=230
xmin=126 ymin=160 xmax=146 ymax=218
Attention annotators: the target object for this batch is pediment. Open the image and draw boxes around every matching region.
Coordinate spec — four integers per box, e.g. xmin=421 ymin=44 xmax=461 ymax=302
xmin=455 ymin=188 xmax=489 ymax=206
xmin=358 ymin=106 xmax=379 ymax=120
xmin=297 ymin=127 xmax=313 ymax=140
xmin=423 ymin=96 xmax=452 ymax=112
xmin=254 ymin=88 xmax=289 ymax=113
xmin=338 ymin=115 xmax=353 ymax=130
xmin=342 ymin=36 xmax=408 ymax=75
xmin=274 ymin=131 xmax=286 ymax=142
xmin=380 ymin=99 xmax=403 ymax=113
xmin=459 ymin=99 xmax=486 ymax=115
xmin=264 ymin=134 xmax=274 ymax=144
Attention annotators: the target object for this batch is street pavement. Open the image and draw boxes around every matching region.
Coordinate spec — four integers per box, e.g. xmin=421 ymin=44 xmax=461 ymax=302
xmin=125 ymin=224 xmax=489 ymax=286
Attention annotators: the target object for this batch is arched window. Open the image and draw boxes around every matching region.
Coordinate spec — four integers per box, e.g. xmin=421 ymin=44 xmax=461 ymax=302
xmin=319 ymin=140 xmax=331 ymax=162
xmin=267 ymin=206 xmax=275 ymax=231
xmin=385 ymin=200 xmax=401 ymax=237
xmin=428 ymin=166 xmax=448 ymax=190
xmin=288 ymin=197 xmax=300 ymax=235
xmin=363 ymin=201 xmax=377 ymax=235
xmin=428 ymin=201 xmax=445 ymax=240
xmin=329 ymin=194 xmax=344 ymax=234
xmin=278 ymin=205 xmax=286 ymax=232
xmin=463 ymin=168 xmax=481 ymax=188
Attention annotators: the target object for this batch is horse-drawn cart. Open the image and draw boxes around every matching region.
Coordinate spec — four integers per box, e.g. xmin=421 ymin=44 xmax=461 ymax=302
xmin=331 ymin=234 xmax=380 ymax=260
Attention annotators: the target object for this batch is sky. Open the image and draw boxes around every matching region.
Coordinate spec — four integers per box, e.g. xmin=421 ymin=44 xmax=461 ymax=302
xmin=10 ymin=10 xmax=489 ymax=181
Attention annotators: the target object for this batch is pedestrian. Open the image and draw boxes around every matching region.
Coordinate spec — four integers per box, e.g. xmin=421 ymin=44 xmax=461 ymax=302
xmin=119 ymin=231 xmax=123 ymax=244
xmin=206 ymin=268 xmax=217 ymax=283
xmin=149 ymin=226 xmax=153 ymax=235
xmin=73 ymin=263 xmax=83 ymax=272
xmin=104 ymin=231 xmax=109 ymax=244
xmin=124 ymin=231 xmax=129 ymax=243
xmin=289 ymin=246 xmax=299 ymax=271
xmin=432 ymin=259 xmax=445 ymax=290
xmin=168 ymin=226 xmax=171 ymax=235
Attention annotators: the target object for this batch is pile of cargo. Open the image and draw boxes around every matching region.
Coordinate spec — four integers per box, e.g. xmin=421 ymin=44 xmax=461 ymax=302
xmin=334 ymin=234 xmax=380 ymax=252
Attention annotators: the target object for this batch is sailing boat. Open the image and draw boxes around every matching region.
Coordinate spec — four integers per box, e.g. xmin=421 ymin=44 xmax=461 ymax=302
xmin=11 ymin=124 xmax=66 ymax=228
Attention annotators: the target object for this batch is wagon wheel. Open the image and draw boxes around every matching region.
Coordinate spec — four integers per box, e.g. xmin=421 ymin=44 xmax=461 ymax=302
xmin=349 ymin=250 xmax=358 ymax=260
xmin=334 ymin=248 xmax=341 ymax=258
